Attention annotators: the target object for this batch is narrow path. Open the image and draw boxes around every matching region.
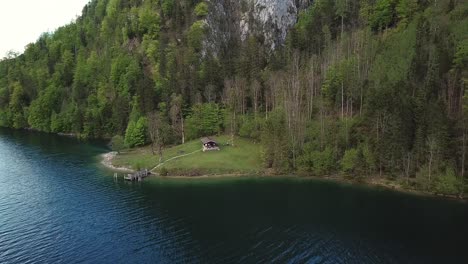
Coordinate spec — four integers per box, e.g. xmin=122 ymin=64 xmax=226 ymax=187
xmin=150 ymin=149 xmax=201 ymax=172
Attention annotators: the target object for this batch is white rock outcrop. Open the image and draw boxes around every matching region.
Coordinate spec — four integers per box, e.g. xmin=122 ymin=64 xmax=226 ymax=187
xmin=241 ymin=0 xmax=298 ymax=49
xmin=203 ymin=0 xmax=311 ymax=56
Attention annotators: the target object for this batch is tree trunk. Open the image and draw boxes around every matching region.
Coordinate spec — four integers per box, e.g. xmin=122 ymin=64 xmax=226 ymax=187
xmin=158 ymin=144 xmax=163 ymax=164
xmin=151 ymin=141 xmax=155 ymax=156
xmin=308 ymin=57 xmax=315 ymax=120
xmin=462 ymin=130 xmax=466 ymax=177
xmin=377 ymin=116 xmax=381 ymax=177
xmin=341 ymin=80 xmax=344 ymax=119
xmin=428 ymin=150 xmax=433 ymax=182
xmin=231 ymin=111 xmax=236 ymax=147
xmin=320 ymin=102 xmax=324 ymax=150
xmin=181 ymin=116 xmax=185 ymax=144
xmin=462 ymin=131 xmax=466 ymax=197
xmin=460 ymin=129 xmax=466 ymax=197
xmin=406 ymin=153 xmax=411 ymax=184
xmin=360 ymin=85 xmax=363 ymax=116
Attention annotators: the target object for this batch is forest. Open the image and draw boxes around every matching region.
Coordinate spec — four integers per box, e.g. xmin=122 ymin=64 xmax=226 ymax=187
xmin=0 ymin=0 xmax=467 ymax=194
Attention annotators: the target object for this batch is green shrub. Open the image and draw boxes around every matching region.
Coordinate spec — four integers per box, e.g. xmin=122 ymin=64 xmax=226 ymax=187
xmin=433 ymin=167 xmax=463 ymax=196
xmin=314 ymin=147 xmax=335 ymax=175
xmin=187 ymin=21 xmax=206 ymax=51
xmin=415 ymin=165 xmax=431 ymax=191
xmin=239 ymin=115 xmax=263 ymax=140
xmin=161 ymin=0 xmax=174 ymax=15
xmin=110 ymin=135 xmax=125 ymax=153
xmin=135 ymin=162 xmax=142 ymax=171
xmin=185 ymin=103 xmax=223 ymax=139
xmin=125 ymin=117 xmax=148 ymax=148
xmin=0 ymin=110 xmax=8 ymax=127
xmin=261 ymin=108 xmax=289 ymax=172
xmin=194 ymin=2 xmax=209 ymax=17
xmin=370 ymin=0 xmax=396 ymax=31
xmin=298 ymin=147 xmax=336 ymax=175
xmin=341 ymin=148 xmax=360 ymax=174
xmin=159 ymin=167 xmax=168 ymax=176
xmin=361 ymin=143 xmax=376 ymax=174
xmin=415 ymin=165 xmax=463 ymax=195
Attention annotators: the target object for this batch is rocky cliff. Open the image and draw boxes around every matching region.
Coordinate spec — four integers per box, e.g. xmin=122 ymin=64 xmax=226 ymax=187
xmin=203 ymin=0 xmax=311 ymax=56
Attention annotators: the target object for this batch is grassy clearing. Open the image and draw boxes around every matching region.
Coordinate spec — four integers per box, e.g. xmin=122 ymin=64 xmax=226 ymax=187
xmin=112 ymin=135 xmax=263 ymax=175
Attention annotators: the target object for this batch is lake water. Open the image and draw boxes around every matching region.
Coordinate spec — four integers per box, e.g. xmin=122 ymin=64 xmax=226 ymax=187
xmin=1 ymin=128 xmax=467 ymax=263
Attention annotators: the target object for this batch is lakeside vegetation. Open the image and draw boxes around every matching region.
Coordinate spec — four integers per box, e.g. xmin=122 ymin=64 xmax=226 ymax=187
xmin=0 ymin=0 xmax=467 ymax=196
xmin=112 ymin=135 xmax=262 ymax=175
xmin=110 ymin=136 xmax=467 ymax=198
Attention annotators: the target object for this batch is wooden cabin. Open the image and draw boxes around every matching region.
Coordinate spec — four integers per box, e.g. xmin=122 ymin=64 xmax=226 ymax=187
xmin=201 ymin=137 xmax=220 ymax=152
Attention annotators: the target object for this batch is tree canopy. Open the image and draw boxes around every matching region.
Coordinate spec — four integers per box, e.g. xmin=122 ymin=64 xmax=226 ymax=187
xmin=0 ymin=0 xmax=467 ymax=194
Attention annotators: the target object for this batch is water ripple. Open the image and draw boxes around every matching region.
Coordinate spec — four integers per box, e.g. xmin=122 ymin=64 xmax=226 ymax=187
xmin=1 ymin=129 xmax=468 ymax=263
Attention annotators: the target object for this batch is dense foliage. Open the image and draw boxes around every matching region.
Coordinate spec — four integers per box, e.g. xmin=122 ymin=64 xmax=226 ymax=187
xmin=0 ymin=0 xmax=467 ymax=194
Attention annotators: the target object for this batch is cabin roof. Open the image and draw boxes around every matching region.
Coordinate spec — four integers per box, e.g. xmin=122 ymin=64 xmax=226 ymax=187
xmin=201 ymin=137 xmax=217 ymax=144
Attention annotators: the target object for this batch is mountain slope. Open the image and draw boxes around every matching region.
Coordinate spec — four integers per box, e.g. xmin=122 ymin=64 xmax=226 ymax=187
xmin=0 ymin=0 xmax=467 ymax=193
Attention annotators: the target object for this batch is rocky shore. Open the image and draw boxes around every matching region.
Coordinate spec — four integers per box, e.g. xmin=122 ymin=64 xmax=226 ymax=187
xmin=100 ymin=152 xmax=135 ymax=173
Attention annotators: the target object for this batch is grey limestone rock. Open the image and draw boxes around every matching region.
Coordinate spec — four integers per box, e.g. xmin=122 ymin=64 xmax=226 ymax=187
xmin=202 ymin=0 xmax=311 ymax=56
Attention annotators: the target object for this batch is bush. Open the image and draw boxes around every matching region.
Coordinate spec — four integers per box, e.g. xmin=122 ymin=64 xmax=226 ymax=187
xmin=314 ymin=147 xmax=336 ymax=175
xmin=341 ymin=148 xmax=360 ymax=174
xmin=161 ymin=0 xmax=174 ymax=15
xmin=361 ymin=143 xmax=376 ymax=174
xmin=194 ymin=2 xmax=209 ymax=17
xmin=159 ymin=167 xmax=168 ymax=176
xmin=261 ymin=109 xmax=289 ymax=172
xmin=110 ymin=135 xmax=125 ymax=153
xmin=50 ymin=112 xmax=64 ymax=133
xmin=135 ymin=162 xmax=142 ymax=171
xmin=415 ymin=165 xmax=432 ymax=191
xmin=185 ymin=103 xmax=223 ymax=140
xmin=298 ymin=147 xmax=336 ymax=175
xmin=125 ymin=117 xmax=148 ymax=148
xmin=433 ymin=168 xmax=463 ymax=196
xmin=239 ymin=115 xmax=263 ymax=140
xmin=370 ymin=0 xmax=396 ymax=31
xmin=415 ymin=165 xmax=463 ymax=195
xmin=187 ymin=21 xmax=206 ymax=51
xmin=0 ymin=110 xmax=8 ymax=127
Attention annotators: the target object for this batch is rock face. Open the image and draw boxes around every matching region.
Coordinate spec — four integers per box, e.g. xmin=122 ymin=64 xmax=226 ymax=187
xmin=240 ymin=0 xmax=298 ymax=49
xmin=203 ymin=0 xmax=311 ymax=56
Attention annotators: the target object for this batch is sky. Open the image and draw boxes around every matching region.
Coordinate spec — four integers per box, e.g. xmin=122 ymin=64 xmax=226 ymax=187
xmin=0 ymin=0 xmax=90 ymax=58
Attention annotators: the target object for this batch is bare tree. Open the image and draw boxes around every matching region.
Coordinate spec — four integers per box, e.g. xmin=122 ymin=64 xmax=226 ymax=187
xmin=236 ymin=77 xmax=248 ymax=115
xmin=284 ymin=51 xmax=307 ymax=168
xmin=251 ymin=80 xmax=261 ymax=117
xmin=404 ymin=152 xmax=412 ymax=184
xmin=223 ymin=79 xmax=238 ymax=146
xmin=264 ymin=77 xmax=271 ymax=118
xmin=170 ymin=93 xmax=185 ymax=144
xmin=204 ymin=84 xmax=216 ymax=103
xmin=266 ymin=71 xmax=285 ymax=116
xmin=306 ymin=55 xmax=319 ymax=120
xmin=147 ymin=111 xmax=165 ymax=163
xmin=427 ymin=136 xmax=438 ymax=182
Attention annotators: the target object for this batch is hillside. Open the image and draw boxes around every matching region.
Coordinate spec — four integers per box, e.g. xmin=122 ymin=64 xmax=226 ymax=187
xmin=0 ymin=0 xmax=467 ymax=194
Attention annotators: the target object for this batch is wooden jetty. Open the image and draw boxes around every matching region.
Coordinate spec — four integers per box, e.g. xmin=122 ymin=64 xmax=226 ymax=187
xmin=124 ymin=169 xmax=151 ymax=182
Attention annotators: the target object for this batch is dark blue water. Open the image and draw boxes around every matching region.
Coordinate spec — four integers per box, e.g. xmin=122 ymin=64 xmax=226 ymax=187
xmin=1 ymin=128 xmax=468 ymax=263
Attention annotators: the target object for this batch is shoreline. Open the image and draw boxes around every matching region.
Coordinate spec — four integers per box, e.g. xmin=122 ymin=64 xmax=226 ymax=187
xmin=100 ymin=152 xmax=135 ymax=173
xmin=100 ymin=151 xmax=466 ymax=201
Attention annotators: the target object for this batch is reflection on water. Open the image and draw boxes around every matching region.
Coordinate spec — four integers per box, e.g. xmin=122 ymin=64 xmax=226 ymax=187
xmin=0 ymin=128 xmax=467 ymax=263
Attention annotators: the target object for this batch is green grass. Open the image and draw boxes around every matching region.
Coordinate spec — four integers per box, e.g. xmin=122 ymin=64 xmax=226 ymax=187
xmin=112 ymin=135 xmax=263 ymax=175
